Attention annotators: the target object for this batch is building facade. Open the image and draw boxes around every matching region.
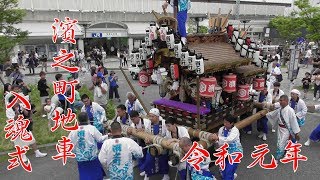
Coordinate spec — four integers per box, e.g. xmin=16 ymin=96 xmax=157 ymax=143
xmin=16 ymin=0 xmax=292 ymax=58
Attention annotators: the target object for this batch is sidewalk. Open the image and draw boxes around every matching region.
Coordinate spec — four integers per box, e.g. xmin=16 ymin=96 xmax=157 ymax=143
xmin=21 ymin=57 xmax=129 ymax=76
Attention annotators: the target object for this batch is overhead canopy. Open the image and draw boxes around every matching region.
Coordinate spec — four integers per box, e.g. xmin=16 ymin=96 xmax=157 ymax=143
xmin=14 ymin=22 xmax=83 ymax=37
xmin=125 ymin=22 xmax=150 ymax=36
xmin=188 ymin=34 xmax=251 ymax=73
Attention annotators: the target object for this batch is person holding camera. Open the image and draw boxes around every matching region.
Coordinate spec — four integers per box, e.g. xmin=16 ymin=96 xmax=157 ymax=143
xmin=90 ymin=72 xmax=108 ymax=109
xmin=108 ymin=71 xmax=120 ymax=102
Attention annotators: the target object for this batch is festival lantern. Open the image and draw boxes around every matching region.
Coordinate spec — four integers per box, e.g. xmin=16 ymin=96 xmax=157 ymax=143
xmin=199 ymin=77 xmax=217 ymax=97
xmin=195 ymin=54 xmax=204 ymax=75
xmin=170 ymin=64 xmax=179 ymax=80
xmin=145 ymin=28 xmax=152 ymax=47
xmin=166 ymin=29 xmax=175 ymax=50
xmin=231 ymin=28 xmax=239 ymax=44
xmin=139 ymin=70 xmax=151 ymax=95
xmin=139 ymin=46 xmax=147 ymax=61
xmin=250 ymin=42 xmax=256 ymax=49
xmin=149 ymin=22 xmax=158 ymax=41
xmin=235 ymin=38 xmax=244 ymax=52
xmin=222 ymin=73 xmax=237 ymax=93
xmin=146 ymin=58 xmax=154 ymax=74
xmin=159 ymin=24 xmax=168 ymax=42
xmin=237 ymin=84 xmax=250 ymax=101
xmin=240 ymin=44 xmax=248 ymax=57
xmin=130 ymin=49 xmax=137 ymax=65
xmin=174 ymin=39 xmax=182 ymax=59
xmin=253 ymin=78 xmax=265 ymax=91
xmin=136 ymin=47 xmax=143 ymax=65
xmin=180 ymin=47 xmax=189 ymax=67
xmin=188 ymin=50 xmax=196 ymax=71
xmin=248 ymin=48 xmax=254 ymax=58
xmin=253 ymin=49 xmax=261 ymax=66
xmin=227 ymin=24 xmax=234 ymax=40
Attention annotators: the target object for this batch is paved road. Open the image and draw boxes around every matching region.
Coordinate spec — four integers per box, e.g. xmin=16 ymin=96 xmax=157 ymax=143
xmin=1 ymin=60 xmax=319 ymax=180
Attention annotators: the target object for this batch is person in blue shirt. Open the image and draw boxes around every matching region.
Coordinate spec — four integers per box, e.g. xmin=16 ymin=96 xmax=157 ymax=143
xmin=108 ymin=71 xmax=121 ymax=102
xmin=163 ymin=0 xmax=191 ymax=44
xmin=55 ymin=73 xmax=71 ymax=113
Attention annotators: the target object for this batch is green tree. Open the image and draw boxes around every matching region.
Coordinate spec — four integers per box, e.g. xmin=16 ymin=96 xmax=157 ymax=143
xmin=270 ymin=0 xmax=320 ymax=43
xmin=0 ymin=0 xmax=28 ymax=64
xmin=198 ymin=26 xmax=208 ymax=34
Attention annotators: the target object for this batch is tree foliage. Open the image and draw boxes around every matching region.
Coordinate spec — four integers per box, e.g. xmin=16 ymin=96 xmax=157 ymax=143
xmin=0 ymin=0 xmax=28 ymax=64
xmin=270 ymin=0 xmax=320 ymax=43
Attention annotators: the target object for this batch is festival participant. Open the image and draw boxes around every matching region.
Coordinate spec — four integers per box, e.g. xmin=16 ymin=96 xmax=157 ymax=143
xmin=125 ymin=92 xmax=147 ymax=116
xmin=269 ymin=82 xmax=284 ymax=103
xmin=268 ymin=61 xmax=281 ymax=89
xmin=215 ymin=115 xmax=242 ymax=180
xmin=89 ymin=72 xmax=108 ymax=109
xmin=305 ymin=104 xmax=320 ymax=146
xmin=163 ymin=0 xmax=191 ymax=44
xmin=68 ymin=112 xmax=108 ymax=180
xmin=266 ymin=95 xmax=300 ymax=160
xmin=128 ymin=110 xmax=151 ymax=177
xmin=143 ymin=108 xmax=170 ymax=180
xmin=179 ymin=137 xmax=215 ymax=180
xmin=245 ymin=86 xmax=272 ymax=141
xmin=290 ymin=89 xmax=308 ymax=127
xmin=80 ymin=94 xmax=106 ymax=134
xmin=269 ymin=82 xmax=284 ymax=132
xmin=165 ymin=117 xmax=190 ymax=180
xmin=115 ymin=104 xmax=132 ymax=125
xmin=44 ymin=98 xmax=63 ymax=129
xmin=6 ymin=96 xmax=47 ymax=163
xmin=98 ymin=121 xmax=143 ymax=179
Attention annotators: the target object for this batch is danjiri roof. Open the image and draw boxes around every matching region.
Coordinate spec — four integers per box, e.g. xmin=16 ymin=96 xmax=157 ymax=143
xmin=187 ymin=34 xmax=252 ymax=73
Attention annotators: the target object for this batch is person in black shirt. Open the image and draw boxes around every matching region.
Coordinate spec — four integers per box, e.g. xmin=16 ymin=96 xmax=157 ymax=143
xmin=302 ymin=72 xmax=312 ymax=99
xmin=37 ymin=71 xmax=50 ymax=117
xmin=40 ymin=54 xmax=48 ymax=72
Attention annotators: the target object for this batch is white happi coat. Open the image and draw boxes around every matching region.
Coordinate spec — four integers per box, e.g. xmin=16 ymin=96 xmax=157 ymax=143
xmin=269 ymin=89 xmax=285 ymax=102
xmin=116 ymin=114 xmax=132 ymax=126
xmin=130 ymin=118 xmax=151 ymax=131
xmin=166 ymin=126 xmax=190 ymax=172
xmin=269 ymin=66 xmax=281 ymax=85
xmin=144 ymin=116 xmax=169 ymax=137
xmin=68 ymin=125 xmax=108 ymax=162
xmin=251 ymin=90 xmax=273 ymax=104
xmin=98 ymin=137 xmax=143 ymax=179
xmin=266 ymin=105 xmax=300 ymax=158
xmin=81 ymin=102 xmax=107 ymax=132
xmin=292 ymin=99 xmax=308 ymax=120
xmin=217 ymin=126 xmax=243 ymax=154
xmin=125 ymin=99 xmax=147 ymax=116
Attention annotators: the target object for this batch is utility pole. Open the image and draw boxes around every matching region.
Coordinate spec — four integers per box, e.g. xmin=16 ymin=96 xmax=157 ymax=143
xmin=235 ymin=0 xmax=240 ymax=20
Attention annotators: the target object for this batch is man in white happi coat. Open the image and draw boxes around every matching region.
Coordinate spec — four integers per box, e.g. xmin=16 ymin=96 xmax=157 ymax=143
xmin=165 ymin=117 xmax=190 ymax=180
xmin=266 ymin=95 xmax=301 ymax=160
xmin=125 ymin=92 xmax=147 ymax=116
xmin=128 ymin=110 xmax=151 ymax=177
xmin=98 ymin=121 xmax=143 ymax=179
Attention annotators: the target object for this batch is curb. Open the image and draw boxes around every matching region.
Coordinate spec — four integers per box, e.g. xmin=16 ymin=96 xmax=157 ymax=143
xmin=23 ymin=68 xmax=128 ymax=76
xmin=0 ymin=143 xmax=56 ymax=156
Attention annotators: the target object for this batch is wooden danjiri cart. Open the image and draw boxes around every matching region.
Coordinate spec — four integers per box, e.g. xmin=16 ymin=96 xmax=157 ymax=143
xmin=118 ymin=9 xmax=270 ymax=157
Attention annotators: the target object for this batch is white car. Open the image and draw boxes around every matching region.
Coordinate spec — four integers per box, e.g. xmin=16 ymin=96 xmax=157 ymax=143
xmin=128 ymin=64 xmax=168 ymax=83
